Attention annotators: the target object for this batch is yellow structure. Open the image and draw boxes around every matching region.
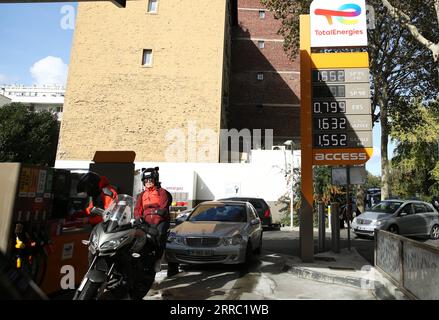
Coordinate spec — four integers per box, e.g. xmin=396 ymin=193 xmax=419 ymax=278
xmin=57 ymin=0 xmax=232 ymax=162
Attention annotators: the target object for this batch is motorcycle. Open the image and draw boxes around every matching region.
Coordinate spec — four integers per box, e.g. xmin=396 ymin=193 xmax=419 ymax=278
xmin=73 ymin=194 xmax=161 ymax=300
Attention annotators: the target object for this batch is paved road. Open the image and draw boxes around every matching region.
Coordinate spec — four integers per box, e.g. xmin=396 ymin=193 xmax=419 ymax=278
xmin=262 ymin=228 xmax=375 ymax=264
xmin=50 ymin=228 xmax=439 ymax=300
xmin=263 ymin=228 xmax=439 ymax=265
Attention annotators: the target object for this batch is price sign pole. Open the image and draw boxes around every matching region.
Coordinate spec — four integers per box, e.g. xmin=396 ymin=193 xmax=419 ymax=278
xmin=299 ymin=0 xmax=372 ymax=261
xmin=299 ymin=15 xmax=314 ymax=262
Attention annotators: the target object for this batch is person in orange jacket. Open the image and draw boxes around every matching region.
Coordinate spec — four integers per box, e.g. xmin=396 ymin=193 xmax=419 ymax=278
xmin=134 ymin=167 xmax=176 ymax=275
xmin=76 ymin=172 xmax=118 ymax=226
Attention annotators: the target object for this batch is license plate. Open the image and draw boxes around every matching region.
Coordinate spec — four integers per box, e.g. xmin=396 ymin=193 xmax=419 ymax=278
xmin=187 ymin=250 xmax=213 ymax=256
xmin=356 ymin=226 xmax=368 ymax=231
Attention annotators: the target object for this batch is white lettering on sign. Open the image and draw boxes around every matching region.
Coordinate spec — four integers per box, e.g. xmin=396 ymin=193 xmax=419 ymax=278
xmin=310 ymin=0 xmax=367 ymax=48
xmin=315 ymin=152 xmax=368 ymax=161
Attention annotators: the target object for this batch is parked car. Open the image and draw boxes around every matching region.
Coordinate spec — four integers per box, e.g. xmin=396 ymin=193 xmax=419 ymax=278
xmin=351 ymin=199 xmax=439 ymax=239
xmin=166 ymin=200 xmax=263 ymax=265
xmin=218 ymin=197 xmax=277 ymax=229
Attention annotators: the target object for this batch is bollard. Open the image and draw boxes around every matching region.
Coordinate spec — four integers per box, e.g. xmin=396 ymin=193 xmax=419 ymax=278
xmin=328 ymin=205 xmax=331 ymax=232
xmin=318 ymin=202 xmax=325 ymax=253
xmin=330 ymin=202 xmax=340 ymax=253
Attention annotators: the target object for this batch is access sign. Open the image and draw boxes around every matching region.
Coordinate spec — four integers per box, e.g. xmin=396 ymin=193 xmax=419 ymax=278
xmin=311 ymin=52 xmax=373 ymax=165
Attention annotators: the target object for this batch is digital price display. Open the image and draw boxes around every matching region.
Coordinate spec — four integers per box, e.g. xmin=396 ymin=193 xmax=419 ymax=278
xmin=313 ymin=131 xmax=373 ymax=148
xmin=312 ymin=68 xmax=372 ymax=150
xmin=313 ymin=115 xmax=372 ymax=131
xmin=313 ymin=99 xmax=371 ymax=115
xmin=312 ymin=70 xmax=345 ymax=82
xmin=312 ymin=83 xmax=370 ymax=99
xmin=312 ymin=68 xmax=369 ymax=83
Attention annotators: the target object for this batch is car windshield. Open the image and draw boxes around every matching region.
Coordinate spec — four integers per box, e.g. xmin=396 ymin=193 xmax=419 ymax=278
xmin=188 ymin=204 xmax=247 ymax=222
xmin=369 ymin=201 xmax=403 ymax=214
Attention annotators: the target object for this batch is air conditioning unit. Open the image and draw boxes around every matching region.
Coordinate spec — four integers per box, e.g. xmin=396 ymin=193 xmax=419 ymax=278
xmin=272 ymin=145 xmax=286 ymax=151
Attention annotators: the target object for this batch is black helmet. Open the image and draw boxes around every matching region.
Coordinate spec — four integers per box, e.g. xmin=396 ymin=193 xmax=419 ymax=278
xmin=76 ymin=172 xmax=101 ymax=197
xmin=141 ymin=167 xmax=159 ymax=185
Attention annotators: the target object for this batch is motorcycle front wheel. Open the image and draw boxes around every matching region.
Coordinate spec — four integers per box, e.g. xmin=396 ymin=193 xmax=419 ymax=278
xmin=129 ymin=271 xmax=156 ymax=300
xmin=73 ymin=279 xmax=101 ymax=300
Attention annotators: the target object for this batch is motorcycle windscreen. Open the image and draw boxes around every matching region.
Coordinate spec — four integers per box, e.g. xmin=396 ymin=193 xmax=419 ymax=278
xmin=103 ymin=194 xmax=135 ymax=228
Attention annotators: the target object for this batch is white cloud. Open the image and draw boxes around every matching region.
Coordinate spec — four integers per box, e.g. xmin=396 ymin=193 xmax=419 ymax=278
xmin=30 ymin=56 xmax=68 ymax=86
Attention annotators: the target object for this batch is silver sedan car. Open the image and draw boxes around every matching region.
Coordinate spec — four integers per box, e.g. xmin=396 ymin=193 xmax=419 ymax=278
xmin=166 ymin=200 xmax=263 ymax=265
xmin=351 ymin=200 xmax=439 ymax=239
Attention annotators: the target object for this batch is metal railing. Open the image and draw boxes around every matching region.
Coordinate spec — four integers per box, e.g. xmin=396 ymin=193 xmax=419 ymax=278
xmin=375 ymin=230 xmax=439 ymax=300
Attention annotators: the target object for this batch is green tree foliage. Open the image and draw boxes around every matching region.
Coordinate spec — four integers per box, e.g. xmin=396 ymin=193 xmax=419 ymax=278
xmin=391 ymin=98 xmax=439 ymax=199
xmin=364 ymin=171 xmax=381 ymax=190
xmin=0 ymin=103 xmax=60 ymax=166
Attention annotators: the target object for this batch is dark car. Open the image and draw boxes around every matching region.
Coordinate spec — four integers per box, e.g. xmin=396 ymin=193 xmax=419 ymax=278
xmin=219 ymin=197 xmax=275 ymax=229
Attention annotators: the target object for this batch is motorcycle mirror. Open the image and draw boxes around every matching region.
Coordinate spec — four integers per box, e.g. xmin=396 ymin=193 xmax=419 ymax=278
xmin=91 ymin=207 xmax=105 ymax=216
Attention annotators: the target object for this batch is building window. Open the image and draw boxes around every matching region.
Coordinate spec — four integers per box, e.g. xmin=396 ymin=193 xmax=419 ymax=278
xmin=257 ymin=73 xmax=264 ymax=81
xmin=259 ymin=10 xmax=265 ymax=19
xmin=258 ymin=40 xmax=265 ymax=49
xmin=142 ymin=49 xmax=153 ymax=66
xmin=147 ymin=0 xmax=158 ymax=13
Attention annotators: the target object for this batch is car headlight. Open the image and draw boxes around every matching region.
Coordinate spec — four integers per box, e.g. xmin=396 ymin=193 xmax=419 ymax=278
xmin=374 ymin=220 xmax=385 ymax=226
xmin=352 ymin=218 xmax=357 ymax=224
xmin=100 ymin=236 xmax=128 ymax=250
xmin=167 ymin=233 xmax=185 ymax=245
xmin=223 ymin=234 xmax=243 ymax=246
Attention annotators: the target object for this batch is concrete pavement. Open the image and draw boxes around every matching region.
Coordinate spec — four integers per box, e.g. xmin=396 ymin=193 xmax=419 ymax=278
xmin=145 ymin=228 xmax=410 ymax=300
xmin=146 ymin=248 xmax=405 ymax=300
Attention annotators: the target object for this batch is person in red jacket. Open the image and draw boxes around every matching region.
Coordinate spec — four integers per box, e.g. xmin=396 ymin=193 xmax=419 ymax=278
xmin=76 ymin=172 xmax=118 ymax=226
xmin=134 ymin=167 xmax=176 ymax=275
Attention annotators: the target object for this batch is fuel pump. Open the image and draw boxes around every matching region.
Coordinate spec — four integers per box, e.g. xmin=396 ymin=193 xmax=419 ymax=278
xmin=14 ymin=223 xmax=26 ymax=270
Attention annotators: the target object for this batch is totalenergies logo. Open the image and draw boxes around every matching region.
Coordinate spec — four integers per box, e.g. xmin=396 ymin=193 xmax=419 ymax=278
xmin=314 ymin=3 xmax=361 ymax=25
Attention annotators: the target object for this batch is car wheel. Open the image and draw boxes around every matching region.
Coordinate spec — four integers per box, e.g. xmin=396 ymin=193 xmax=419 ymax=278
xmin=388 ymin=225 xmax=399 ymax=234
xmin=245 ymin=242 xmax=253 ymax=264
xmin=430 ymin=224 xmax=439 ymax=240
xmin=254 ymin=236 xmax=262 ymax=255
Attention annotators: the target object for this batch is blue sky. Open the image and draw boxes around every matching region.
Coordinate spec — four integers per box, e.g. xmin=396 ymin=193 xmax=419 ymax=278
xmin=0 ymin=3 xmax=392 ymax=175
xmin=0 ymin=3 xmax=75 ymax=85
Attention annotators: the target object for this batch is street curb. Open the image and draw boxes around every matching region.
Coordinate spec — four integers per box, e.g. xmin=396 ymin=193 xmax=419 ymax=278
xmin=286 ymin=265 xmax=364 ymax=288
xmin=285 ymin=265 xmax=407 ymax=300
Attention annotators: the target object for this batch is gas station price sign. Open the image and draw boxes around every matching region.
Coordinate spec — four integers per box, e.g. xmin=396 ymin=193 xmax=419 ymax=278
xmin=312 ymin=68 xmax=372 ymax=149
xmin=309 ymin=52 xmax=373 ymax=165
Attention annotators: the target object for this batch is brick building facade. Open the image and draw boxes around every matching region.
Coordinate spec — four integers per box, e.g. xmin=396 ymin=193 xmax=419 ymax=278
xmin=228 ymin=0 xmax=300 ymax=147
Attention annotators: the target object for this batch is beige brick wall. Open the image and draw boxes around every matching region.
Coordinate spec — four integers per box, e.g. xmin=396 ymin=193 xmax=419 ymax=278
xmin=57 ymin=0 xmax=228 ymax=162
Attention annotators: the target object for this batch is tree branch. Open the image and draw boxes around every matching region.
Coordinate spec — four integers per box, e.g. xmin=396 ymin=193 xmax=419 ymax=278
xmin=382 ymin=0 xmax=439 ymax=61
